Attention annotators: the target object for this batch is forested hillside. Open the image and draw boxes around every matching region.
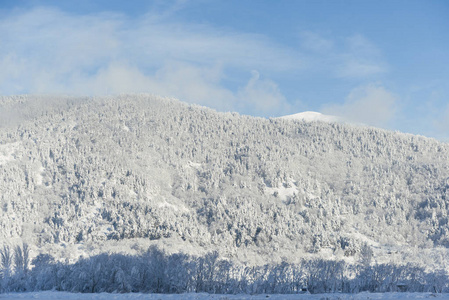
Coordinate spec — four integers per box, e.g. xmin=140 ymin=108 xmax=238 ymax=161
xmin=1 ymin=94 xmax=449 ymax=269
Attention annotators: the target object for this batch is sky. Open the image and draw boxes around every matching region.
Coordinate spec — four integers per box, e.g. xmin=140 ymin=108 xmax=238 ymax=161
xmin=0 ymin=0 xmax=448 ymax=140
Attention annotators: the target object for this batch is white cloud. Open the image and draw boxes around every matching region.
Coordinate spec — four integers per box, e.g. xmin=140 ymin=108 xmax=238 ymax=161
xmin=299 ymin=32 xmax=387 ymax=78
xmin=0 ymin=7 xmax=391 ymax=120
xmin=9 ymin=6 xmax=296 ymax=72
xmin=150 ymin=62 xmax=237 ymax=111
xmin=336 ymin=35 xmax=387 ymax=78
xmin=337 ymin=60 xmax=386 ymax=78
xmin=0 ymin=6 xmax=298 ymax=116
xmin=321 ymin=85 xmax=398 ymax=128
xmin=237 ymin=71 xmax=291 ymax=116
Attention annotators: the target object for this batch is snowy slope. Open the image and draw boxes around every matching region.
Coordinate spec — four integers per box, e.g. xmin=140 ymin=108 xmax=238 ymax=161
xmin=279 ymin=111 xmax=341 ymax=122
xmin=0 ymin=94 xmax=449 ymax=270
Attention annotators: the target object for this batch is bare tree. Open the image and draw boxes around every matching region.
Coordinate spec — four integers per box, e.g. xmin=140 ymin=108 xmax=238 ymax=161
xmin=14 ymin=243 xmax=30 ymax=275
xmin=1 ymin=245 xmax=13 ymax=279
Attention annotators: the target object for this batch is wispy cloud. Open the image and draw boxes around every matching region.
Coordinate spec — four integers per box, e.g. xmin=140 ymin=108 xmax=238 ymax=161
xmin=300 ymin=31 xmax=334 ymax=53
xmin=0 ymin=6 xmax=298 ymax=116
xmin=321 ymin=85 xmax=398 ymax=128
xmin=237 ymin=71 xmax=291 ymax=116
xmin=336 ymin=60 xmax=386 ymax=78
xmin=336 ymin=35 xmax=387 ymax=78
xmin=1 ymin=6 xmax=394 ymax=120
xmin=299 ymin=32 xmax=387 ymax=79
xmin=434 ymin=103 xmax=449 ymax=141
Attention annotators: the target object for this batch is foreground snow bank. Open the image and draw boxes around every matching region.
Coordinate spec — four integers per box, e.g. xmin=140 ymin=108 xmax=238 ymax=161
xmin=1 ymin=292 xmax=448 ymax=300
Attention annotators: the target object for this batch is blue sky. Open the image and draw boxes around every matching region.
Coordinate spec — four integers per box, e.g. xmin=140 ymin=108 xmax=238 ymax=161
xmin=1 ymin=1 xmax=448 ymax=140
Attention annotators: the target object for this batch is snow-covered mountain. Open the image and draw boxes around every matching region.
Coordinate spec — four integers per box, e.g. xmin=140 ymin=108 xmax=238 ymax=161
xmin=0 ymin=94 xmax=449 ymax=270
xmin=279 ymin=111 xmax=341 ymax=123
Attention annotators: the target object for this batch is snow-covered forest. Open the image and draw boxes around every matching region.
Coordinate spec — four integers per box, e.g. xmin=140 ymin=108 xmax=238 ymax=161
xmin=1 ymin=244 xmax=448 ymax=294
xmin=1 ymin=94 xmax=449 ymax=294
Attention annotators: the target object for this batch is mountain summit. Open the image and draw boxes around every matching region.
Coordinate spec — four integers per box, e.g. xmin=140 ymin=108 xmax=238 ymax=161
xmin=279 ymin=111 xmax=341 ymax=123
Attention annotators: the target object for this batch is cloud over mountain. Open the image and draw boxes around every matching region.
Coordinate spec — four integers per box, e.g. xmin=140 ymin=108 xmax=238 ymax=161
xmin=321 ymin=85 xmax=398 ymax=128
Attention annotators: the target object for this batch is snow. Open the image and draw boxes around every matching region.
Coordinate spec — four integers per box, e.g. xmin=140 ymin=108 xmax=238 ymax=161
xmin=1 ymin=292 xmax=448 ymax=300
xmin=34 ymin=164 xmax=45 ymax=186
xmin=264 ymin=179 xmax=298 ymax=201
xmin=0 ymin=142 xmax=20 ymax=165
xmin=279 ymin=111 xmax=341 ymax=123
xmin=2 ymin=94 xmax=449 ymax=288
xmin=157 ymin=200 xmax=181 ymax=211
xmin=187 ymin=161 xmax=202 ymax=169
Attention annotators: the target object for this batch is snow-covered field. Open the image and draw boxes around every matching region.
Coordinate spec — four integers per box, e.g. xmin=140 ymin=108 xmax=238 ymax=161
xmin=1 ymin=292 xmax=448 ymax=300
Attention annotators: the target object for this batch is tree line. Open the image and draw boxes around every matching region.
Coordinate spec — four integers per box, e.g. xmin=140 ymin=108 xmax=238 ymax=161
xmin=1 ymin=245 xmax=448 ymax=294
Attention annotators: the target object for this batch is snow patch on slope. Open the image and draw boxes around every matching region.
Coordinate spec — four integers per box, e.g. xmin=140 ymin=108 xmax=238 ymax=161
xmin=0 ymin=142 xmax=20 ymax=165
xmin=33 ymin=164 xmax=45 ymax=186
xmin=279 ymin=111 xmax=341 ymax=123
xmin=265 ymin=179 xmax=298 ymax=201
xmin=187 ymin=161 xmax=202 ymax=169
xmin=157 ymin=199 xmax=189 ymax=213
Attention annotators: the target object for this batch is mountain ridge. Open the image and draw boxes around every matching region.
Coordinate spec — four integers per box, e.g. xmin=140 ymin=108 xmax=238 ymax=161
xmin=0 ymin=94 xmax=448 ymax=269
